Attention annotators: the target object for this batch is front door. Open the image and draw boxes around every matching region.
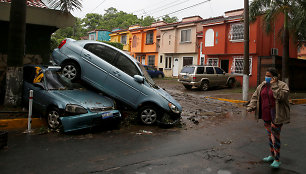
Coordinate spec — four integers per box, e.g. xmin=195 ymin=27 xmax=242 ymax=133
xmin=141 ymin=56 xmax=146 ymax=65
xmin=221 ymin=60 xmax=229 ymax=73
xmin=172 ymin=58 xmax=179 ymax=76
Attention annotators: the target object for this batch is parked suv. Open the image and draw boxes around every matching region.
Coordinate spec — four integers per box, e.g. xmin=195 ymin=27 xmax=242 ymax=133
xmin=51 ymin=39 xmax=182 ymax=125
xmin=178 ymin=65 xmax=236 ymax=90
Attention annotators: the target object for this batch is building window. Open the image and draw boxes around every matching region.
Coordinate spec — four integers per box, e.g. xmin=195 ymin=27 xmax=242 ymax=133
xmin=183 ymin=57 xmax=193 ymax=66
xmin=148 ymin=55 xmax=155 ymax=66
xmin=231 ymin=56 xmax=252 ymax=75
xmin=121 ymin=35 xmax=127 ymax=44
xmin=165 ymin=56 xmax=172 ymax=69
xmin=207 ymin=58 xmax=219 ymax=66
xmin=146 ymin=31 xmax=154 ymax=44
xmin=200 ymin=56 xmax=205 ymax=65
xmin=205 ymin=29 xmax=214 ymax=47
xmin=89 ymin=34 xmax=95 ymax=40
xmin=160 ymin=55 xmax=163 ymax=63
xmin=132 ymin=35 xmax=137 ymax=48
xmin=229 ymin=23 xmax=244 ymax=41
xmin=136 ymin=56 xmax=141 ymax=62
xmin=181 ymin=29 xmax=191 ymax=42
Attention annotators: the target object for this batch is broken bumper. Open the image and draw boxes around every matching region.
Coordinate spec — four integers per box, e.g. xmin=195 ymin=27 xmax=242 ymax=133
xmin=60 ymin=110 xmax=121 ymax=132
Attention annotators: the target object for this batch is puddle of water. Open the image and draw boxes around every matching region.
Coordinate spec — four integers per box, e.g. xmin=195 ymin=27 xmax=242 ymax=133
xmin=217 ymin=170 xmax=232 ymax=174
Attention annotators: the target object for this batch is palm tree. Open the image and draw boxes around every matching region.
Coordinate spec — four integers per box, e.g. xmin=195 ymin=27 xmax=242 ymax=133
xmin=4 ymin=0 xmax=82 ymax=106
xmin=250 ymin=0 xmax=306 ymax=84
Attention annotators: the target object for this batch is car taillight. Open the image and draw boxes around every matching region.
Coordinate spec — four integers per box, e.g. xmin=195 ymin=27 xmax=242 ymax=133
xmin=58 ymin=39 xmax=66 ymax=49
xmin=193 ymin=77 xmax=196 ymax=81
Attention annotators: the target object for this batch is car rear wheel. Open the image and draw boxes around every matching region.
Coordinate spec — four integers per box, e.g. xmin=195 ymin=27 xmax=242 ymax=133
xmin=47 ymin=107 xmax=62 ymax=130
xmin=62 ymin=62 xmax=80 ymax=81
xmin=200 ymin=81 xmax=209 ymax=91
xmin=183 ymin=85 xmax=192 ymax=90
xmin=138 ymin=105 xmax=159 ymax=125
xmin=157 ymin=74 xmax=163 ymax=78
xmin=227 ymin=78 xmax=235 ymax=88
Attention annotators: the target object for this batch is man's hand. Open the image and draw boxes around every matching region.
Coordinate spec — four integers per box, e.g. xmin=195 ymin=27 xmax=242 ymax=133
xmin=271 ymin=77 xmax=277 ymax=84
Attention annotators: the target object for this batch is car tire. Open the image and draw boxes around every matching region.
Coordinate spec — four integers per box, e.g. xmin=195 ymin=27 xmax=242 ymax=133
xmin=183 ymin=85 xmax=192 ymax=90
xmin=138 ymin=105 xmax=159 ymax=125
xmin=61 ymin=61 xmax=80 ymax=81
xmin=157 ymin=74 xmax=163 ymax=78
xmin=227 ymin=78 xmax=235 ymax=88
xmin=200 ymin=81 xmax=209 ymax=91
xmin=47 ymin=107 xmax=62 ymax=130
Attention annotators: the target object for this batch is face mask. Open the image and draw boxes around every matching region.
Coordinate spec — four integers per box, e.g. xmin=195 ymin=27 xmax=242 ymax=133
xmin=265 ymin=76 xmax=272 ymax=83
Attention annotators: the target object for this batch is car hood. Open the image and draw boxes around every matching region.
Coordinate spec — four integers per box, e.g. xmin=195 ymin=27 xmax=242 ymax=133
xmin=49 ymin=90 xmax=114 ymax=109
xmin=154 ymin=88 xmax=182 ymax=112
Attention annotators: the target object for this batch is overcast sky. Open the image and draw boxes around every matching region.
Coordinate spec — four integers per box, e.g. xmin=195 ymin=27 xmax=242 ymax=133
xmin=43 ymin=0 xmax=245 ymax=20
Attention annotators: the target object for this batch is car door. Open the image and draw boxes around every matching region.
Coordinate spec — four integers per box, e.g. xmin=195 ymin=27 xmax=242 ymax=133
xmin=214 ymin=67 xmax=227 ymax=85
xmin=104 ymin=52 xmax=143 ymax=107
xmin=81 ymin=43 xmax=117 ymax=91
xmin=147 ymin=66 xmax=156 ymax=78
xmin=204 ymin=67 xmax=217 ymax=86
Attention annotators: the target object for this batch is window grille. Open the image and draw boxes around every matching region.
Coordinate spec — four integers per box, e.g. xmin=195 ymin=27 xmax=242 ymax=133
xmin=146 ymin=31 xmax=154 ymax=44
xmin=165 ymin=57 xmax=172 ymax=69
xmin=148 ymin=55 xmax=155 ymax=66
xmin=229 ymin=23 xmax=244 ymax=41
xmin=181 ymin=29 xmax=191 ymax=42
xmin=207 ymin=58 xmax=219 ymax=66
xmin=231 ymin=57 xmax=252 ymax=75
xmin=121 ymin=35 xmax=127 ymax=44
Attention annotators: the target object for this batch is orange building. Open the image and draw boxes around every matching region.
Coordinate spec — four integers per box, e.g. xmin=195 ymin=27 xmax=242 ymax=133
xmin=200 ymin=9 xmax=297 ymax=87
xmin=130 ymin=22 xmax=167 ymax=67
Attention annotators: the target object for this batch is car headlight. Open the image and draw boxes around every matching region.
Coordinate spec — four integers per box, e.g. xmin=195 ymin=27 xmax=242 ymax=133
xmin=168 ymin=103 xmax=180 ymax=114
xmin=65 ymin=104 xmax=88 ymax=114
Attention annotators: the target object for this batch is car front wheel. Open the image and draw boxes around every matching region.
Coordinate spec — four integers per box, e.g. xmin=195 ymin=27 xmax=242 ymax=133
xmin=47 ymin=107 xmax=62 ymax=130
xmin=157 ymin=74 xmax=163 ymax=78
xmin=61 ymin=62 xmax=80 ymax=81
xmin=227 ymin=79 xmax=235 ymax=88
xmin=138 ymin=105 xmax=159 ymax=125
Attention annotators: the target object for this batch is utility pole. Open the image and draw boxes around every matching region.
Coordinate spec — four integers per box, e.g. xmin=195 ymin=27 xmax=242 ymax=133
xmin=242 ymin=0 xmax=249 ymax=101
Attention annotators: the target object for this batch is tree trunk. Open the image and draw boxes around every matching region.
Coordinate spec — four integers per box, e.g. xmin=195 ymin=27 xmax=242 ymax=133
xmin=4 ymin=0 xmax=27 ymax=106
xmin=282 ymin=12 xmax=289 ymax=85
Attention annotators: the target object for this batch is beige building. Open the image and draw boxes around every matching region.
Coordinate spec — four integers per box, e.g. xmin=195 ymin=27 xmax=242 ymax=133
xmin=157 ymin=16 xmax=203 ymax=77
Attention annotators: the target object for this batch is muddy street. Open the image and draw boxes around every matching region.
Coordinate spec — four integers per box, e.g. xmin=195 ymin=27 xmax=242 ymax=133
xmin=154 ymin=78 xmax=245 ymax=129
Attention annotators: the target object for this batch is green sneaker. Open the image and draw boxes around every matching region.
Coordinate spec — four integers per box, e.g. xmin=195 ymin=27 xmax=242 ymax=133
xmin=270 ymin=160 xmax=281 ymax=168
xmin=262 ymin=156 xmax=274 ymax=162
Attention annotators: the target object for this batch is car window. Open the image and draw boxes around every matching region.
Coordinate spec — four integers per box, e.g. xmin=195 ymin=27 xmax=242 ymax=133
xmin=196 ymin=67 xmax=204 ymax=74
xmin=144 ymin=66 xmax=148 ymax=70
xmin=215 ymin=67 xmax=224 ymax=74
xmin=84 ymin=43 xmax=117 ymax=65
xmin=115 ymin=53 xmax=141 ymax=77
xmin=206 ymin=67 xmax=214 ymax=74
xmin=181 ymin=67 xmax=195 ymax=74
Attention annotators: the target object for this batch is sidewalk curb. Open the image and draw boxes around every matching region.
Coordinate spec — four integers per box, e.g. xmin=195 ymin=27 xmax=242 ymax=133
xmin=0 ymin=118 xmax=46 ymax=131
xmin=206 ymin=96 xmax=306 ymax=105
xmin=290 ymin=99 xmax=306 ymax=105
xmin=205 ymin=97 xmax=248 ymax=104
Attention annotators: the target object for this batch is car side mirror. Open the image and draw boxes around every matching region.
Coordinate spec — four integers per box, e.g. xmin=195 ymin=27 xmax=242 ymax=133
xmin=223 ymin=72 xmax=226 ymax=75
xmin=33 ymin=82 xmax=44 ymax=89
xmin=134 ymin=75 xmax=144 ymax=83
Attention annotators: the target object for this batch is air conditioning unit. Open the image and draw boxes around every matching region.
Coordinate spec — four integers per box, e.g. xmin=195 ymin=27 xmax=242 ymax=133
xmin=271 ymin=48 xmax=278 ymax=56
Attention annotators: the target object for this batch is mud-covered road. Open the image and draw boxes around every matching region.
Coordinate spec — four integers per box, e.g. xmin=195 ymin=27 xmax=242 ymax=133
xmin=154 ymin=78 xmax=245 ymax=129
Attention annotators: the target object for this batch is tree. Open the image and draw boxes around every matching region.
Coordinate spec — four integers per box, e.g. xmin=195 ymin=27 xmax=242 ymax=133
xmin=140 ymin=16 xmax=156 ymax=27
xmin=250 ymin=0 xmax=306 ymax=84
xmin=162 ymin=15 xmax=178 ymax=23
xmin=4 ymin=0 xmax=82 ymax=106
xmin=83 ymin=13 xmax=103 ymax=31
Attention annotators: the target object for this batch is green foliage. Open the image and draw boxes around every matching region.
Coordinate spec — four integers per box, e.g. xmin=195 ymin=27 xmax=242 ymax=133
xmin=162 ymin=15 xmax=178 ymax=24
xmin=100 ymin=41 xmax=124 ymax=50
xmin=250 ymin=0 xmax=306 ymax=44
xmin=48 ymin=0 xmax=82 ymax=12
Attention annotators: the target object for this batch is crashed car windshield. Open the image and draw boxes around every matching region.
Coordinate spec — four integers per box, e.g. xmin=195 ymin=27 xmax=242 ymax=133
xmin=44 ymin=71 xmax=82 ymax=90
xmin=138 ymin=63 xmax=159 ymax=89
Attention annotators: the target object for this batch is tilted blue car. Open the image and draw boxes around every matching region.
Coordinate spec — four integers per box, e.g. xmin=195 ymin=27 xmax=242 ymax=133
xmin=23 ymin=65 xmax=121 ymax=132
xmin=51 ymin=39 xmax=182 ymax=125
xmin=143 ymin=65 xmax=164 ymax=78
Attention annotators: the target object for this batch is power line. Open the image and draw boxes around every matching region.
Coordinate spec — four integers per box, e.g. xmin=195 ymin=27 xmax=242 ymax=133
xmin=131 ymin=0 xmax=166 ymax=14
xmin=90 ymin=0 xmax=106 ymax=13
xmin=156 ymin=0 xmax=211 ymax=19
xmin=144 ymin=0 xmax=191 ymax=16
